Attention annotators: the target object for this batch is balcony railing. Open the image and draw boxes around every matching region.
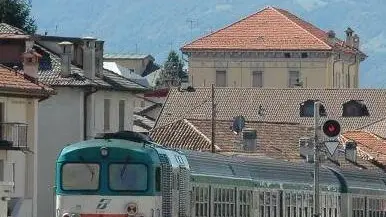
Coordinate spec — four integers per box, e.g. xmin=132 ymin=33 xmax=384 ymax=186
xmin=0 ymin=123 xmax=28 ymax=150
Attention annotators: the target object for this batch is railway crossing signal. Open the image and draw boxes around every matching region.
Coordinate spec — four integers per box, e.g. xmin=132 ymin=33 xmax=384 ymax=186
xmin=322 ymin=119 xmax=341 ymax=157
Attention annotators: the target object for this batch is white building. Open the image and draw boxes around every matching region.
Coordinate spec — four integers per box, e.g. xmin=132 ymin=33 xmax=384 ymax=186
xmin=0 ymin=59 xmax=54 ymax=217
xmin=35 ymin=36 xmax=148 ymax=217
xmin=0 ymin=23 xmax=148 ymax=217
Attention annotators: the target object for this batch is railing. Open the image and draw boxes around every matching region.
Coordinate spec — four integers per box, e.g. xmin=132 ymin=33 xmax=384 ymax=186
xmin=0 ymin=123 xmax=28 ymax=150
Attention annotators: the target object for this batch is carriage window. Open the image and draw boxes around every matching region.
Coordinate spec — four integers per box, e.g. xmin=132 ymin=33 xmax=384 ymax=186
xmin=109 ymin=164 xmax=147 ymax=191
xmin=61 ymin=163 xmax=100 ymax=190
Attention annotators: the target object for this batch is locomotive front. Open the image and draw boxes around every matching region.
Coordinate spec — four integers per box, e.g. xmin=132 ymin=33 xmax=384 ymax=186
xmin=55 ymin=137 xmax=162 ymax=217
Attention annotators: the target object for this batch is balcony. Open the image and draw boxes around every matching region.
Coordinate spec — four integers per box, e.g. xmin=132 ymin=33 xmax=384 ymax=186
xmin=0 ymin=123 xmax=28 ymax=150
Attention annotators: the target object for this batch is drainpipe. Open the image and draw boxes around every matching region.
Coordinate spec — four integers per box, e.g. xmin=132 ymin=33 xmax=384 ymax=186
xmin=347 ymin=55 xmax=358 ymax=88
xmin=332 ymin=53 xmax=342 ymax=88
xmin=83 ymin=86 xmax=98 ymax=140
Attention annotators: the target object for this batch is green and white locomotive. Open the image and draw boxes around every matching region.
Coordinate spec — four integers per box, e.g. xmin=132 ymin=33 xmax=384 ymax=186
xmin=55 ymin=131 xmax=386 ymax=217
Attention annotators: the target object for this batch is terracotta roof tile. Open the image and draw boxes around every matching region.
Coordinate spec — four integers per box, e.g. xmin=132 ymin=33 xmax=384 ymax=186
xmin=342 ymin=131 xmax=386 ymax=166
xmin=157 ymin=88 xmax=386 ymax=132
xmin=0 ymin=23 xmax=29 ymax=39
xmin=358 ymin=118 xmax=386 ymax=139
xmin=0 ymin=65 xmax=54 ymax=96
xmin=181 ymin=6 xmax=363 ymax=55
xmin=150 ymin=119 xmax=212 ymax=150
xmin=150 ymin=119 xmax=382 ymax=171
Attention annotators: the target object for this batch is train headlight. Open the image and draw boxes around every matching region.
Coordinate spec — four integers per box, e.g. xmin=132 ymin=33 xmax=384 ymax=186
xmin=100 ymin=147 xmax=109 ymax=157
xmin=62 ymin=213 xmax=70 ymax=217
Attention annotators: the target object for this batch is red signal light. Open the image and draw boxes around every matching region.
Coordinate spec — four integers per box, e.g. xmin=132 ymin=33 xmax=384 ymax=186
xmin=322 ymin=120 xmax=341 ymax=138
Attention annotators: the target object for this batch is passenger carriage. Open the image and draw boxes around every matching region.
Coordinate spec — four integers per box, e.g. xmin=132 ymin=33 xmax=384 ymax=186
xmin=55 ymin=131 xmax=386 ymax=217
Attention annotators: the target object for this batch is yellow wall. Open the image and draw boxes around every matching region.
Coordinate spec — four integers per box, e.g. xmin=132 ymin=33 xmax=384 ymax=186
xmin=187 ymin=53 xmax=361 ymax=88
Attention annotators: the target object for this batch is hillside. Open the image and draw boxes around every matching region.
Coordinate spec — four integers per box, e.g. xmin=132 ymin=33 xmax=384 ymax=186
xmin=30 ymin=0 xmax=386 ymax=87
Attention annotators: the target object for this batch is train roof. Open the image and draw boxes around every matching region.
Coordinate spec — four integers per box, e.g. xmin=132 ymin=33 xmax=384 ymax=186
xmin=181 ymin=150 xmax=386 ymax=194
xmin=57 ymin=138 xmax=160 ymax=164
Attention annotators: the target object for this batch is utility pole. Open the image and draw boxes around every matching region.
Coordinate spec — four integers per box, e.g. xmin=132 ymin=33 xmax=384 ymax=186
xmin=313 ymin=101 xmax=321 ymax=217
xmin=211 ymin=83 xmax=216 ymax=153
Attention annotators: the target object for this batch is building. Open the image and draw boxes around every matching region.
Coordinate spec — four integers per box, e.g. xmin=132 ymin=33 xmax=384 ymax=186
xmin=152 ymin=87 xmax=386 ymax=171
xmin=0 ymin=23 xmax=148 ymax=217
xmin=181 ymin=6 xmax=366 ymax=88
xmin=0 ymin=64 xmax=54 ymax=217
xmin=103 ymin=53 xmax=160 ymax=78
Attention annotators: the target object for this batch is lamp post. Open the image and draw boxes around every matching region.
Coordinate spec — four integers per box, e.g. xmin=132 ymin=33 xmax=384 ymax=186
xmin=313 ymin=101 xmax=321 ymax=217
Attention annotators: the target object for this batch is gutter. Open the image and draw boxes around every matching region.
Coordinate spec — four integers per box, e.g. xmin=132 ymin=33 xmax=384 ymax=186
xmin=83 ymin=86 xmax=98 ymax=140
xmin=347 ymin=55 xmax=358 ymax=88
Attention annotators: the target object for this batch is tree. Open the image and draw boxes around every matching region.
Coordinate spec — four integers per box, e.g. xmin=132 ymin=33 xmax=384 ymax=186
xmin=155 ymin=50 xmax=187 ymax=88
xmin=0 ymin=0 xmax=37 ymax=34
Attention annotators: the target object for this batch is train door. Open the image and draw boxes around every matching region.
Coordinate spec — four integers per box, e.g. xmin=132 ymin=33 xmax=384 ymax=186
xmin=256 ymin=189 xmax=281 ymax=217
xmin=190 ymin=183 xmax=210 ymax=217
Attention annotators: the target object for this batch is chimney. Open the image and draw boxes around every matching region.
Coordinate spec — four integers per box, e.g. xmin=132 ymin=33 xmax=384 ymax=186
xmin=95 ymin=40 xmax=104 ymax=76
xmin=25 ymin=38 xmax=34 ymax=51
xmin=352 ymin=34 xmax=360 ymax=49
xmin=242 ymin=128 xmax=258 ymax=152
xmin=22 ymin=45 xmax=42 ymax=84
xmin=82 ymin=36 xmax=96 ymax=80
xmin=327 ymin=30 xmax=336 ymax=45
xmin=58 ymin=41 xmax=73 ymax=77
xmin=299 ymin=137 xmax=314 ymax=163
xmin=345 ymin=27 xmax=354 ymax=47
xmin=344 ymin=140 xmax=357 ymax=163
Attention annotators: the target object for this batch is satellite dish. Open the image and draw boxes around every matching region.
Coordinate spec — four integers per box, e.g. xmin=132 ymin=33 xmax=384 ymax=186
xmin=231 ymin=115 xmax=246 ymax=134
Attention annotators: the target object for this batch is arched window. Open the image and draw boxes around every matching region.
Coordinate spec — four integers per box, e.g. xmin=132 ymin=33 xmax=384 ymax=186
xmin=342 ymin=100 xmax=369 ymax=117
xmin=300 ymin=100 xmax=326 ymax=117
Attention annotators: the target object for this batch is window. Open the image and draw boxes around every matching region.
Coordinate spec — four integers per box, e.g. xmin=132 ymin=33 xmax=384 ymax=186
xmin=342 ymin=100 xmax=369 ymax=117
xmin=104 ymin=99 xmax=111 ymax=131
xmin=0 ymin=102 xmax=3 ymax=140
xmin=252 ymin=71 xmax=263 ymax=88
xmin=61 ymin=163 xmax=100 ymax=190
xmin=301 ymin=53 xmax=308 ymax=58
xmin=300 ymin=100 xmax=327 ymax=117
xmin=109 ymin=164 xmax=147 ymax=191
xmin=284 ymin=53 xmax=291 ymax=58
xmin=288 ymin=71 xmax=300 ymax=88
xmin=155 ymin=167 xmax=161 ymax=192
xmin=216 ymin=70 xmax=227 ymax=87
xmin=119 ymin=100 xmax=125 ymax=131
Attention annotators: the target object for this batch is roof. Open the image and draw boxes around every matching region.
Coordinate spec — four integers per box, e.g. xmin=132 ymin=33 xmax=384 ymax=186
xmin=34 ymin=44 xmax=108 ymax=87
xmin=0 ymin=65 xmax=54 ymax=97
xmin=103 ymin=62 xmax=150 ymax=87
xmin=102 ymin=69 xmax=148 ymax=91
xmin=341 ymin=131 xmax=386 ymax=167
xmin=103 ymin=53 xmax=154 ymax=60
xmin=0 ymin=23 xmax=30 ymax=39
xmin=358 ymin=118 xmax=386 ymax=139
xmin=133 ymin=114 xmax=156 ymax=132
xmin=157 ymin=88 xmax=386 ymax=131
xmin=150 ymin=118 xmax=382 ymax=171
xmin=181 ymin=6 xmax=364 ymax=56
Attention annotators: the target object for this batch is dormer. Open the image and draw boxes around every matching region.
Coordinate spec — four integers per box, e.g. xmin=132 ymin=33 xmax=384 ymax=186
xmin=299 ymin=100 xmax=326 ymax=117
xmin=342 ymin=100 xmax=369 ymax=117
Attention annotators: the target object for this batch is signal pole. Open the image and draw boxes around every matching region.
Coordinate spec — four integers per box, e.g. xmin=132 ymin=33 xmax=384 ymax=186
xmin=313 ymin=101 xmax=321 ymax=217
xmin=211 ymin=83 xmax=216 ymax=153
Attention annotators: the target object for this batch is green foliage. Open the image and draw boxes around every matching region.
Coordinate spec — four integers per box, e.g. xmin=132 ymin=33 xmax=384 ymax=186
xmin=0 ymin=0 xmax=37 ymax=34
xmin=155 ymin=50 xmax=187 ymax=88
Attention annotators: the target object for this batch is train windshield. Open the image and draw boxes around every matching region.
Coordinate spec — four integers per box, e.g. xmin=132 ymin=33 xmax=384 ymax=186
xmin=61 ymin=163 xmax=100 ymax=190
xmin=109 ymin=163 xmax=148 ymax=191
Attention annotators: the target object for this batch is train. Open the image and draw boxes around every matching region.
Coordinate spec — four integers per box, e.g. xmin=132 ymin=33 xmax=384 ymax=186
xmin=55 ymin=131 xmax=386 ymax=217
